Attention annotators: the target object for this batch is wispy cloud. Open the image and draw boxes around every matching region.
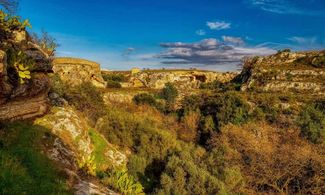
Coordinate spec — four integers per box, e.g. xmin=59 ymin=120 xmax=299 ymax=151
xmin=157 ymin=38 xmax=276 ymax=69
xmin=196 ymin=29 xmax=206 ymax=36
xmin=222 ymin=36 xmax=245 ymax=45
xmin=247 ymin=0 xmax=324 ymax=15
xmin=206 ymin=21 xmax=231 ymax=30
xmin=288 ymin=36 xmax=317 ymax=45
xmin=122 ymin=47 xmax=135 ymax=56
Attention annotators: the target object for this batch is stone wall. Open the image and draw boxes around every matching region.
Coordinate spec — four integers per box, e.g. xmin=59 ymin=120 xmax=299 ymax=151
xmin=52 ymin=57 xmax=106 ymax=88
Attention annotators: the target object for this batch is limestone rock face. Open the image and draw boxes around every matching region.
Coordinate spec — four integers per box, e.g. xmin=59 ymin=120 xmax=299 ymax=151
xmin=239 ymin=50 xmax=325 ymax=95
xmin=35 ymin=106 xmax=126 ymax=169
xmin=0 ymin=31 xmax=52 ymax=122
xmin=40 ymin=123 xmax=121 ymax=195
xmin=52 ymin=57 xmax=106 ymax=88
xmin=126 ymin=70 xmax=238 ymax=89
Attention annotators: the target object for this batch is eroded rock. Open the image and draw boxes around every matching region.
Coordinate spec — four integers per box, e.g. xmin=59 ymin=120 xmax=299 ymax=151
xmin=35 ymin=106 xmax=126 ymax=169
xmin=127 ymin=70 xmax=238 ymax=89
xmin=52 ymin=57 xmax=106 ymax=88
xmin=240 ymin=50 xmax=325 ymax=95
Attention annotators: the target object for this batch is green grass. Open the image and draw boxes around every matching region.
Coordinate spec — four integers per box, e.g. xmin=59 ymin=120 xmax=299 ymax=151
xmin=0 ymin=122 xmax=71 ymax=194
xmin=88 ymin=128 xmax=111 ymax=170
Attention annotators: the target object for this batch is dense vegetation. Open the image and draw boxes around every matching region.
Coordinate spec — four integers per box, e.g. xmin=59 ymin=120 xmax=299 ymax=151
xmin=54 ymin=76 xmax=325 ymax=194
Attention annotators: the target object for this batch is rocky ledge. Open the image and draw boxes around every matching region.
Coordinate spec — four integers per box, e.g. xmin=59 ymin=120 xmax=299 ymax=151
xmin=239 ymin=50 xmax=325 ymax=95
xmin=0 ymin=30 xmax=52 ymax=122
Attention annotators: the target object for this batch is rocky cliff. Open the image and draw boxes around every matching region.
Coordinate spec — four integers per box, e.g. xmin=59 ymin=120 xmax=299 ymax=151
xmin=0 ymin=29 xmax=51 ymax=122
xmin=109 ymin=69 xmax=238 ymax=89
xmin=53 ymin=57 xmax=106 ymax=88
xmin=239 ymin=50 xmax=325 ymax=95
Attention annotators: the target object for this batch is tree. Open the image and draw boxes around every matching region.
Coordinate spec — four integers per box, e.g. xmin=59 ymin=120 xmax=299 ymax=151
xmin=0 ymin=0 xmax=19 ymax=14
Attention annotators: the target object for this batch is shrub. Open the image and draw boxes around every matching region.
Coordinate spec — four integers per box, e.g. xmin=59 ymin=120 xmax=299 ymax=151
xmin=103 ymin=73 xmax=127 ymax=82
xmin=65 ymin=82 xmax=107 ymax=125
xmin=160 ymin=82 xmax=178 ymax=112
xmin=155 ymin=143 xmax=244 ymax=195
xmin=277 ymin=48 xmax=291 ymax=54
xmin=6 ymin=48 xmax=34 ymax=84
xmin=133 ymin=93 xmax=157 ymax=107
xmin=101 ymin=168 xmax=144 ymax=195
xmin=179 ymin=92 xmax=250 ymax=145
xmin=200 ymin=92 xmax=250 ymax=130
xmin=77 ymin=155 xmax=97 ymax=176
xmin=0 ymin=10 xmax=31 ymax=38
xmin=160 ymin=82 xmax=178 ymax=103
xmin=297 ymin=102 xmax=325 ymax=144
xmin=31 ymin=30 xmax=58 ymax=56
xmin=200 ymin=80 xmax=223 ymax=90
xmin=106 ymin=80 xmax=122 ymax=88
xmin=178 ymin=111 xmax=200 ymax=142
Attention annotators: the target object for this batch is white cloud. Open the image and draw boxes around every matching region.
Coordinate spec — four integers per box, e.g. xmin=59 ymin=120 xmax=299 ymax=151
xmin=222 ymin=36 xmax=245 ymax=45
xmin=196 ymin=29 xmax=206 ymax=36
xmin=247 ymin=0 xmax=324 ymax=15
xmin=288 ymin=36 xmax=317 ymax=45
xmin=158 ymin=38 xmax=276 ymax=67
xmin=206 ymin=21 xmax=231 ymax=30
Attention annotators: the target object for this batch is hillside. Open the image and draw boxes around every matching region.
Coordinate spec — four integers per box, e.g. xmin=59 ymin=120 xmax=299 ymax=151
xmin=1 ymin=9 xmax=325 ymax=195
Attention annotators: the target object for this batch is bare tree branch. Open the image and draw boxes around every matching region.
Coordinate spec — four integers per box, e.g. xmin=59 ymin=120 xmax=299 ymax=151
xmin=0 ymin=0 xmax=19 ymax=14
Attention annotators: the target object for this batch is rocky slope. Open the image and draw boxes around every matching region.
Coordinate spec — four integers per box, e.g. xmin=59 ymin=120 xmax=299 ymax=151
xmin=239 ymin=50 xmax=325 ymax=95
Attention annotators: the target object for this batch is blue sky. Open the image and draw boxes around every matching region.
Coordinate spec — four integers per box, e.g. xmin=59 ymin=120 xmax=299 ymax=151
xmin=16 ymin=0 xmax=325 ymax=71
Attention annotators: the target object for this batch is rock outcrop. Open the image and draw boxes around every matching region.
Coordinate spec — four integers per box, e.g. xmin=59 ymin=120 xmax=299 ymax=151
xmin=239 ymin=50 xmax=325 ymax=95
xmin=35 ymin=105 xmax=126 ymax=194
xmin=35 ymin=106 xmax=126 ymax=170
xmin=0 ymin=30 xmax=52 ymax=122
xmin=52 ymin=57 xmax=106 ymax=88
xmin=122 ymin=70 xmax=238 ymax=89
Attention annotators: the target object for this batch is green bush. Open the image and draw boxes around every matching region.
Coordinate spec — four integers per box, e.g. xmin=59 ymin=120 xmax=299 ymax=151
xmin=133 ymin=93 xmax=157 ymax=107
xmin=65 ymin=82 xmax=107 ymax=125
xmin=201 ymin=92 xmax=250 ymax=129
xmin=297 ymin=101 xmax=325 ymax=144
xmin=179 ymin=92 xmax=250 ymax=145
xmin=103 ymin=74 xmax=127 ymax=82
xmin=6 ymin=48 xmax=34 ymax=84
xmin=155 ymin=143 xmax=244 ymax=195
xmin=0 ymin=10 xmax=31 ymax=38
xmin=100 ymin=168 xmax=144 ymax=195
xmin=106 ymin=80 xmax=122 ymax=88
xmin=160 ymin=82 xmax=178 ymax=103
xmin=200 ymin=80 xmax=223 ymax=90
